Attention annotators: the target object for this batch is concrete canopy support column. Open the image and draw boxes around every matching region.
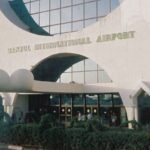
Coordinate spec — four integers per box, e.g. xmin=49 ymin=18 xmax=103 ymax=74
xmin=0 ymin=93 xmax=16 ymax=116
xmin=134 ymin=106 xmax=139 ymax=122
xmin=119 ymin=89 xmax=137 ymax=128
xmin=13 ymin=94 xmax=29 ymax=116
xmin=132 ymin=96 xmax=139 ymax=122
xmin=125 ymin=107 xmax=135 ymax=128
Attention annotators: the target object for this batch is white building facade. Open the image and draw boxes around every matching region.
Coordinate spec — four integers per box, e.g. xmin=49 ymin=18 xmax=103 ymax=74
xmin=0 ymin=0 xmax=150 ymax=125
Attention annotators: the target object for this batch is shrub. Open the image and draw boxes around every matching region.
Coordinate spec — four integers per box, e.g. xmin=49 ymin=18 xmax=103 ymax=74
xmin=1 ymin=117 xmax=150 ymax=150
xmin=65 ymin=128 xmax=87 ymax=150
xmin=70 ymin=118 xmax=107 ymax=132
xmin=65 ymin=128 xmax=150 ymax=150
xmin=0 ymin=104 xmax=4 ymax=121
xmin=69 ymin=117 xmax=78 ymax=128
xmin=41 ymin=127 xmax=66 ymax=150
xmin=39 ymin=114 xmax=57 ymax=129
xmin=9 ymin=124 xmax=40 ymax=146
xmin=86 ymin=119 xmax=108 ymax=132
xmin=24 ymin=111 xmax=40 ymax=123
xmin=0 ymin=121 xmax=11 ymax=143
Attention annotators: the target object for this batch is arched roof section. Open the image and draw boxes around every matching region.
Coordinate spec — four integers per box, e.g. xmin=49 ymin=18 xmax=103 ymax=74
xmin=32 ymin=53 xmax=86 ymax=81
xmin=9 ymin=0 xmax=50 ymax=36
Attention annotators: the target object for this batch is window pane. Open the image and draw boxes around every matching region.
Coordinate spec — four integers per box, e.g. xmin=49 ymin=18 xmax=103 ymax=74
xmin=31 ymin=1 xmax=39 ymax=13
xmin=85 ymin=59 xmax=97 ymax=70
xmin=51 ymin=0 xmax=60 ymax=9
xmin=61 ymin=23 xmax=71 ymax=33
xmin=43 ymin=26 xmax=50 ymax=33
xmin=98 ymin=65 xmax=103 ymax=70
xmin=31 ymin=14 xmax=39 ymax=24
xmin=23 ymin=0 xmax=30 ymax=3
xmin=61 ymin=95 xmax=72 ymax=105
xmin=98 ymin=70 xmax=111 ymax=83
xmin=73 ymin=61 xmax=84 ymax=71
xmin=61 ymin=0 xmax=71 ymax=7
xmin=86 ymin=94 xmax=98 ymax=105
xmin=64 ymin=67 xmax=72 ymax=73
xmin=61 ymin=7 xmax=72 ymax=23
xmin=73 ymin=95 xmax=84 ymax=105
xmin=60 ymin=72 xmax=71 ymax=83
xmin=113 ymin=94 xmax=122 ymax=105
xmin=100 ymin=94 xmax=112 ymax=106
xmin=73 ymin=72 xmax=84 ymax=83
xmin=73 ymin=4 xmax=83 ymax=21
xmin=85 ymin=0 xmax=96 ymax=2
xmin=50 ymin=25 xmax=60 ymax=34
xmin=85 ymin=2 xmax=96 ymax=19
xmin=50 ymin=94 xmax=60 ymax=105
xmin=85 ymin=71 xmax=97 ymax=83
xmin=85 ymin=18 xmax=96 ymax=27
xmin=73 ymin=0 xmax=83 ymax=5
xmin=50 ymin=10 xmax=60 ymax=25
xmin=98 ymin=0 xmax=110 ymax=17
xmin=25 ymin=3 xmax=30 ymax=12
xmin=73 ymin=21 xmax=83 ymax=31
xmin=40 ymin=0 xmax=49 ymax=11
xmin=111 ymin=0 xmax=119 ymax=10
xmin=40 ymin=12 xmax=49 ymax=26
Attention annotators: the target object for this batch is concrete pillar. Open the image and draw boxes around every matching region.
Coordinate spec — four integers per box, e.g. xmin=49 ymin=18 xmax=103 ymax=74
xmin=125 ymin=106 xmax=134 ymax=128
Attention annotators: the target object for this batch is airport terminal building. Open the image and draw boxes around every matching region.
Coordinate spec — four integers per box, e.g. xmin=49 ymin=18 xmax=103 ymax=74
xmin=0 ymin=0 xmax=150 ymax=126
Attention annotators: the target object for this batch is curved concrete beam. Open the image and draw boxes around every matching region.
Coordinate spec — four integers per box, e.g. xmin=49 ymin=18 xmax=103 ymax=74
xmin=0 ymin=0 xmax=29 ymax=32
xmin=32 ymin=53 xmax=86 ymax=81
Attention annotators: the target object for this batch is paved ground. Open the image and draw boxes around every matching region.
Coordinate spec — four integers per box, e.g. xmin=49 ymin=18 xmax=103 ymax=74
xmin=0 ymin=144 xmax=8 ymax=150
xmin=0 ymin=144 xmax=22 ymax=150
xmin=0 ymin=144 xmax=43 ymax=150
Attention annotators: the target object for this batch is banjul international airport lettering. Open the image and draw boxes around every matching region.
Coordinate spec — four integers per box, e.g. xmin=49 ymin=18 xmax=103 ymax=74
xmin=8 ymin=45 xmax=31 ymax=53
xmin=8 ymin=31 xmax=135 ymax=54
xmin=34 ymin=37 xmax=91 ymax=50
xmin=96 ymin=31 xmax=135 ymax=42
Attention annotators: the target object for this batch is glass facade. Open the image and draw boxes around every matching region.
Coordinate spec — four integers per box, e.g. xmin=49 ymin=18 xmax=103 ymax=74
xmin=29 ymin=93 xmax=127 ymax=126
xmin=23 ymin=0 xmax=121 ymax=35
xmin=58 ymin=59 xmax=112 ymax=84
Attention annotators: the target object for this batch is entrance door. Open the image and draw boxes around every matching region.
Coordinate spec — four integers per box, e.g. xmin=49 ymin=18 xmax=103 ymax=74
xmin=60 ymin=94 xmax=72 ymax=123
